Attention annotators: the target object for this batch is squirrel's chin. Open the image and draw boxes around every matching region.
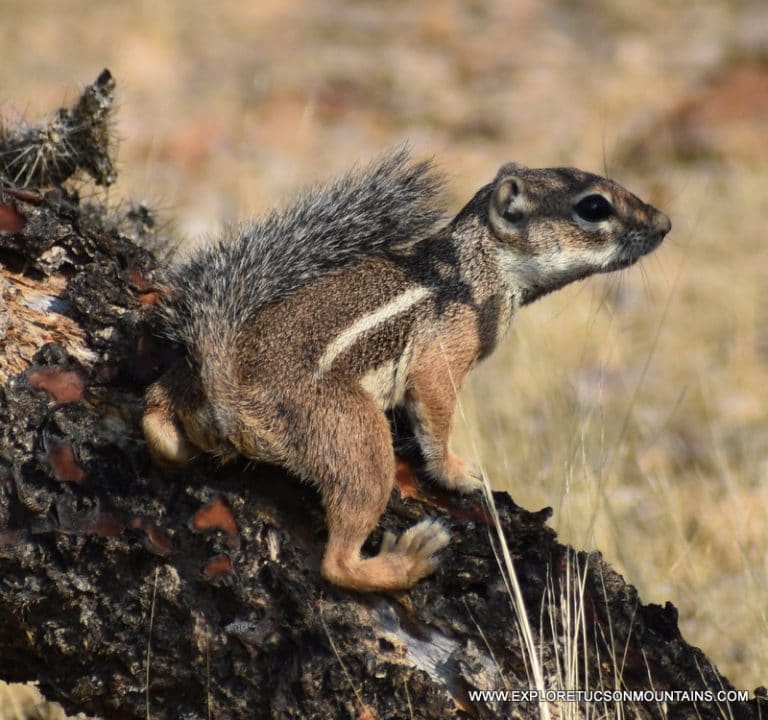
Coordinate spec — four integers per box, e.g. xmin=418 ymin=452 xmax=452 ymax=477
xmin=600 ymin=255 xmax=638 ymax=273
xmin=604 ymin=243 xmax=660 ymax=272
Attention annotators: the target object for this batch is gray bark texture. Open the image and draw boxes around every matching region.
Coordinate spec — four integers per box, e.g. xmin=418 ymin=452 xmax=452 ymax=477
xmin=0 ymin=72 xmax=765 ymax=720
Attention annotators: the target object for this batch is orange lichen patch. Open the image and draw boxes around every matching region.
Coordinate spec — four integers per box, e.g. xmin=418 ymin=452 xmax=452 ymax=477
xmin=126 ymin=269 xmax=172 ymax=301
xmin=57 ymin=505 xmax=124 ymax=538
xmin=190 ymin=495 xmax=239 ymax=541
xmin=202 ymin=553 xmax=234 ymax=579
xmin=136 ymin=291 xmax=160 ymax=305
xmin=129 ymin=517 xmax=174 ymax=555
xmin=394 ymin=457 xmax=422 ymax=499
xmin=45 ymin=441 xmax=86 ymax=484
xmin=0 ymin=203 xmax=26 ymax=232
xmin=126 ymin=271 xmax=171 ymax=305
xmin=146 ymin=526 xmax=173 ymax=555
xmin=27 ymin=366 xmax=87 ymax=403
xmin=125 ymin=268 xmax=154 ymax=292
xmin=89 ymin=513 xmax=125 ymax=538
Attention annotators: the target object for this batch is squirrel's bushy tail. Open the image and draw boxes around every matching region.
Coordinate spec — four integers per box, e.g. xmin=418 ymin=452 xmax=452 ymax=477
xmin=158 ymin=146 xmax=446 ymax=396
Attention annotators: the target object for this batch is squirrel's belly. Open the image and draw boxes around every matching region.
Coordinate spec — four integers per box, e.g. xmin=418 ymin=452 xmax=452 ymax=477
xmin=359 ymin=338 xmax=415 ymax=410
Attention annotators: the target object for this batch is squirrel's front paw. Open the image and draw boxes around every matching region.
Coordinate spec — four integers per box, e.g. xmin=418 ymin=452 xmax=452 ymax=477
xmin=430 ymin=452 xmax=484 ymax=494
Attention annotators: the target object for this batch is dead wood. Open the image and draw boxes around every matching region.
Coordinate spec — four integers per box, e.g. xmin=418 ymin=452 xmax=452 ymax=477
xmin=0 ymin=72 xmax=764 ymax=720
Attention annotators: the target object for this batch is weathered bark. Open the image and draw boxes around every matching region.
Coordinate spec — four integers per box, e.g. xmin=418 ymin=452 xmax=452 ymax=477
xmin=0 ymin=78 xmax=765 ymax=720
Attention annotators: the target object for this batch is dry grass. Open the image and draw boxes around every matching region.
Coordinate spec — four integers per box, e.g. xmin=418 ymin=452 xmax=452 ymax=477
xmin=1 ymin=0 xmax=766 ymax=715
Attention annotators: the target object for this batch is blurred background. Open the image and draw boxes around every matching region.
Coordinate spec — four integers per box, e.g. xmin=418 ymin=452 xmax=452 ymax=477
xmin=1 ymin=0 xmax=766 ymax=714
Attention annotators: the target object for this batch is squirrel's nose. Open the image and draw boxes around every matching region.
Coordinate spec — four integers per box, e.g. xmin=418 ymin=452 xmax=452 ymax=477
xmin=653 ymin=212 xmax=671 ymax=236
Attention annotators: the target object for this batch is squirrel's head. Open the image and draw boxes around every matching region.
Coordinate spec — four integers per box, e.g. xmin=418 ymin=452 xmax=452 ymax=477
xmin=485 ymin=163 xmax=671 ymax=304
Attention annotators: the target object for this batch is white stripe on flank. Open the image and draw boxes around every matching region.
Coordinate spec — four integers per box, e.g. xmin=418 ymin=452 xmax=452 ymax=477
xmin=316 ymin=286 xmax=431 ymax=377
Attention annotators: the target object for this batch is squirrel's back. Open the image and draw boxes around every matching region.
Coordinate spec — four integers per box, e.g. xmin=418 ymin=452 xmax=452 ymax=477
xmin=159 ymin=147 xmax=446 ymax=363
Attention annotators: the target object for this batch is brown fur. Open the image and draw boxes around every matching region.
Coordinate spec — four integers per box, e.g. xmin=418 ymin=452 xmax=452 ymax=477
xmin=143 ymin=158 xmax=670 ymax=592
xmin=405 ymin=308 xmax=483 ymax=492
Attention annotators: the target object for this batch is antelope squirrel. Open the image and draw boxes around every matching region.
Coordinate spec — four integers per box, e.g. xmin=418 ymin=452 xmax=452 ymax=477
xmin=143 ymin=148 xmax=670 ymax=592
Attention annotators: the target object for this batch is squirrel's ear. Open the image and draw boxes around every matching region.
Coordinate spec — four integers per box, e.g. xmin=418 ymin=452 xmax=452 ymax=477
xmin=489 ymin=171 xmax=527 ymax=235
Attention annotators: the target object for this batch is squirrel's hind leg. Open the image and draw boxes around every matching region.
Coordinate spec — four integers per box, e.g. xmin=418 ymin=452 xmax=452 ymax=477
xmin=279 ymin=383 xmax=449 ymax=591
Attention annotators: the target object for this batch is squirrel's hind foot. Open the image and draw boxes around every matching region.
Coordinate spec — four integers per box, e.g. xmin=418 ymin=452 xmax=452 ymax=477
xmin=142 ymin=406 xmax=198 ymax=468
xmin=321 ymin=518 xmax=450 ymax=592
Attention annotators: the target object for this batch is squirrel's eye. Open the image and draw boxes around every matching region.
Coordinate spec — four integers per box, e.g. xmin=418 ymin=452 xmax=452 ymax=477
xmin=575 ymin=194 xmax=614 ymax=222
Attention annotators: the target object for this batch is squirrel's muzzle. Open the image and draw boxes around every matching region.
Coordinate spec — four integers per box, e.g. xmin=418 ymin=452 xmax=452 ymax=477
xmin=652 ymin=211 xmax=672 ymax=236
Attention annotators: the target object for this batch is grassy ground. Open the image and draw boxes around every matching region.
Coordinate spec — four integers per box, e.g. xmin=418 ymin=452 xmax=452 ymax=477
xmin=1 ymin=0 xmax=766 ymax=715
